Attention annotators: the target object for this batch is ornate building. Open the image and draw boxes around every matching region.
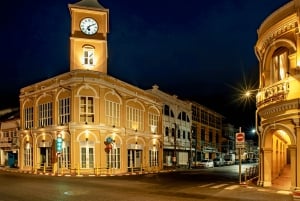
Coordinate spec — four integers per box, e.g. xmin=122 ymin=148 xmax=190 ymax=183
xmin=255 ymin=0 xmax=300 ymax=193
xmin=18 ymin=0 xmax=163 ymax=175
xmin=147 ymin=85 xmax=193 ymax=168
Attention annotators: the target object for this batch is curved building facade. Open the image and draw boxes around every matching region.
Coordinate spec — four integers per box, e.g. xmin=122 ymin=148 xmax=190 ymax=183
xmin=255 ymin=0 xmax=300 ymax=192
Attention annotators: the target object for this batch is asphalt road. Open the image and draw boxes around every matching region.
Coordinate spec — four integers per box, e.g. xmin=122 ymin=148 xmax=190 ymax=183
xmin=0 ymin=165 xmax=293 ymax=201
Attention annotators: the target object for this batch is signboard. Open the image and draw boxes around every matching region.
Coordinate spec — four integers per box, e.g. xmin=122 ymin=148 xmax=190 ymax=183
xmin=235 ymin=132 xmax=245 ymax=148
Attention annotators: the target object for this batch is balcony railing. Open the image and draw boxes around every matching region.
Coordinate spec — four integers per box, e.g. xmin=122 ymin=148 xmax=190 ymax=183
xmin=256 ymin=81 xmax=289 ymax=107
xmin=0 ymin=137 xmax=12 ymax=142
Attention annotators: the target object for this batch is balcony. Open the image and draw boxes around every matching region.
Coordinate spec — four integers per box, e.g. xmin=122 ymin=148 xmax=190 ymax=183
xmin=0 ymin=137 xmax=12 ymax=143
xmin=256 ymin=81 xmax=289 ymax=107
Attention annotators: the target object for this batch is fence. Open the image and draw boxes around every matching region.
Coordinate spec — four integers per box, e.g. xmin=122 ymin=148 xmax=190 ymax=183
xmin=243 ymin=165 xmax=258 ymax=182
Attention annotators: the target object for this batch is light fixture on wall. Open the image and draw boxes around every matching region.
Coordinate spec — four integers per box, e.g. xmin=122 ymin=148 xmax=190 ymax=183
xmin=85 ymin=130 xmax=89 ymax=142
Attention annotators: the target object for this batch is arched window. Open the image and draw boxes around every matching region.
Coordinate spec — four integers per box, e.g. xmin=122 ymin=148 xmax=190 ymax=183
xmin=272 ymin=47 xmax=289 ymax=82
xmin=165 ymin=127 xmax=169 ymax=136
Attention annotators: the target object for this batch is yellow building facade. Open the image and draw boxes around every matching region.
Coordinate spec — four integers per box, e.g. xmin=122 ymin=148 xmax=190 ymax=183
xmin=255 ymin=0 xmax=300 ymax=193
xmin=18 ymin=0 xmax=163 ymax=175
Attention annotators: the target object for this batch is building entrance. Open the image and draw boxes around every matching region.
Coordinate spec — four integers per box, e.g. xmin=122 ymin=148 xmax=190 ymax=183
xmin=40 ymin=147 xmax=52 ymax=168
xmin=128 ymin=149 xmax=142 ymax=171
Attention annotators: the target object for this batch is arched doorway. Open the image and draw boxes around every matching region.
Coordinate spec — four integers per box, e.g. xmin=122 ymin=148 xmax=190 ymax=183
xmin=261 ymin=126 xmax=293 ymax=189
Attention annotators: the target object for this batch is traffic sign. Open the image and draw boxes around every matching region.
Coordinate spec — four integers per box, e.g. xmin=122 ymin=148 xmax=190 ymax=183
xmin=236 ymin=132 xmax=245 ymax=143
xmin=236 ymin=132 xmax=245 ymax=148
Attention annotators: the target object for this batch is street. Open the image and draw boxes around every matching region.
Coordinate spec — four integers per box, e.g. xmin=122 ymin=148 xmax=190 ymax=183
xmin=0 ymin=165 xmax=293 ymax=201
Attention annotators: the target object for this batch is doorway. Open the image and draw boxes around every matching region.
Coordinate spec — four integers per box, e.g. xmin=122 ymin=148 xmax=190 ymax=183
xmin=128 ymin=149 xmax=142 ymax=171
xmin=40 ymin=147 xmax=52 ymax=168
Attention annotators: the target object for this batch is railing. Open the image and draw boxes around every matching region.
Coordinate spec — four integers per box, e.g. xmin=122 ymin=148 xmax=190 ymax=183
xmin=256 ymin=81 xmax=289 ymax=107
xmin=243 ymin=165 xmax=258 ymax=183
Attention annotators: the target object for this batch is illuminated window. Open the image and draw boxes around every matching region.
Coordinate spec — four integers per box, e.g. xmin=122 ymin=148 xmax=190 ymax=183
xmin=24 ymin=143 xmax=32 ymax=167
xmin=60 ymin=142 xmax=70 ymax=169
xmin=83 ymin=46 xmax=94 ymax=66
xmin=148 ymin=112 xmax=159 ymax=133
xmin=105 ymin=100 xmax=120 ymax=126
xmin=80 ymin=96 xmax=94 ymax=123
xmin=126 ymin=106 xmax=144 ymax=130
xmin=38 ymin=102 xmax=53 ymax=127
xmin=24 ymin=107 xmax=33 ymax=129
xmin=59 ymin=97 xmax=70 ymax=125
xmin=272 ymin=48 xmax=289 ymax=82
xmin=80 ymin=141 xmax=95 ymax=168
xmin=107 ymin=145 xmax=120 ymax=169
xmin=149 ymin=149 xmax=159 ymax=167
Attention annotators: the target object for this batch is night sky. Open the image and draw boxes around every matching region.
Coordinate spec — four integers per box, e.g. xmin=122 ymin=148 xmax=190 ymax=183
xmin=0 ymin=0 xmax=290 ymax=131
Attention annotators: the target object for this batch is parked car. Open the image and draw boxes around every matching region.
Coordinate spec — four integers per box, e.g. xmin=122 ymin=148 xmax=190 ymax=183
xmin=199 ymin=159 xmax=214 ymax=168
xmin=213 ymin=158 xmax=224 ymax=167
xmin=224 ymin=158 xmax=234 ymax=165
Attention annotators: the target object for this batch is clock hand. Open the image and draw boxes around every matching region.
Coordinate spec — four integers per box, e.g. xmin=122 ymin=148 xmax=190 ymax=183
xmin=87 ymin=23 xmax=96 ymax=31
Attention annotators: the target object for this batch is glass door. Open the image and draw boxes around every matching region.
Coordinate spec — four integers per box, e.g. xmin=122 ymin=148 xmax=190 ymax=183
xmin=128 ymin=149 xmax=142 ymax=171
xmin=80 ymin=142 xmax=95 ymax=169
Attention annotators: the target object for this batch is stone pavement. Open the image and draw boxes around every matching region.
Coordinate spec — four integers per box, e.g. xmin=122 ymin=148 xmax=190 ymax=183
xmin=272 ymin=164 xmax=291 ymax=191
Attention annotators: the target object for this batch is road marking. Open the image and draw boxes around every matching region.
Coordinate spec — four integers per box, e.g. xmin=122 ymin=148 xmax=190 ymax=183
xmin=277 ymin=190 xmax=291 ymax=195
xmin=225 ymin=185 xmax=240 ymax=190
xmin=198 ymin=183 xmax=215 ymax=188
xmin=210 ymin=184 xmax=228 ymax=189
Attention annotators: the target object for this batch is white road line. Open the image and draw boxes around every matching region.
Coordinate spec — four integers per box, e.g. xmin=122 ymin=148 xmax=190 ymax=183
xmin=277 ymin=190 xmax=291 ymax=195
xmin=224 ymin=185 xmax=240 ymax=190
xmin=198 ymin=183 xmax=216 ymax=188
xmin=210 ymin=184 xmax=228 ymax=189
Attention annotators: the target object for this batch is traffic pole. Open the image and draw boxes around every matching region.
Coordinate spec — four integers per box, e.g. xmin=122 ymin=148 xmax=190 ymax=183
xmin=239 ymin=127 xmax=242 ymax=184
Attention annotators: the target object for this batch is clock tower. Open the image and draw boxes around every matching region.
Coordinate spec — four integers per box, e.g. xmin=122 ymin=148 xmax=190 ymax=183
xmin=68 ymin=0 xmax=109 ymax=73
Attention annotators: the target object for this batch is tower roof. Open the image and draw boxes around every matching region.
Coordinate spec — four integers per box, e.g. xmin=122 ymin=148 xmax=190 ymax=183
xmin=72 ymin=0 xmax=106 ymax=10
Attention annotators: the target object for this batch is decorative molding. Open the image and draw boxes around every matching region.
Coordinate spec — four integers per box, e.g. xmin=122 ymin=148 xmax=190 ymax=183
xmin=259 ymin=99 xmax=299 ymax=119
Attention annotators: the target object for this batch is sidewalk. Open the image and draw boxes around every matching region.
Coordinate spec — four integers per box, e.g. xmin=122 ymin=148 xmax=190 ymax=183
xmin=248 ymin=164 xmax=291 ymax=191
xmin=272 ymin=164 xmax=291 ymax=191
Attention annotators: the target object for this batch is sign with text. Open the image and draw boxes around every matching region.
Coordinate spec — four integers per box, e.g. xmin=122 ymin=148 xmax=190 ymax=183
xmin=235 ymin=132 xmax=245 ymax=148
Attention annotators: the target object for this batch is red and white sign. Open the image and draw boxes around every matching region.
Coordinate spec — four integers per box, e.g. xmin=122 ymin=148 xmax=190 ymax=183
xmin=236 ymin=132 xmax=245 ymax=148
xmin=236 ymin=132 xmax=245 ymax=143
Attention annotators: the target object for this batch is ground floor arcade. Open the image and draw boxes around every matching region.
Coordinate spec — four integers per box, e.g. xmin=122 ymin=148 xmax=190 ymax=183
xmin=257 ymin=121 xmax=298 ymax=191
xmin=18 ymin=126 xmax=163 ymax=175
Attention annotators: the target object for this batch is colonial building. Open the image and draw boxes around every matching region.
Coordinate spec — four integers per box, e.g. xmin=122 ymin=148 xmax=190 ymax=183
xmin=18 ymin=0 xmax=163 ymax=175
xmin=147 ymin=85 xmax=193 ymax=168
xmin=0 ymin=110 xmax=20 ymax=167
xmin=221 ymin=123 xmax=236 ymax=157
xmin=255 ymin=0 xmax=300 ymax=193
xmin=191 ymin=102 xmax=223 ymax=162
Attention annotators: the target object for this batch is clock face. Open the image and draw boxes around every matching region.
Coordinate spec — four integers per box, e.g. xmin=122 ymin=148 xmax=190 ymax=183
xmin=80 ymin=18 xmax=98 ymax=35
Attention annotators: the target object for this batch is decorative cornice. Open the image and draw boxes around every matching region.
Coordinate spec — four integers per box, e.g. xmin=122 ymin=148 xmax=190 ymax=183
xmin=258 ymin=99 xmax=299 ymax=119
xmin=256 ymin=13 xmax=298 ymax=56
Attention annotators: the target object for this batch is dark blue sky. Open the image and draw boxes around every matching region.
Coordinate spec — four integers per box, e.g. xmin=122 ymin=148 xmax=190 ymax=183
xmin=0 ymin=0 xmax=290 ymax=129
